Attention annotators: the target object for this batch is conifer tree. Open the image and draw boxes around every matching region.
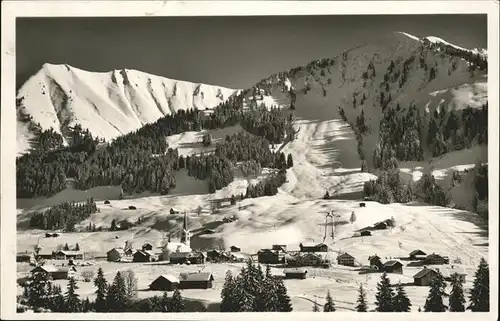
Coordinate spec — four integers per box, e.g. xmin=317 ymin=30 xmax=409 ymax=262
xmin=107 ymin=271 xmax=128 ymax=312
xmin=275 ymin=277 xmax=293 ymax=312
xmin=449 ymin=273 xmax=466 ymax=312
xmin=65 ymin=277 xmax=81 ymax=312
xmin=323 ymin=290 xmax=336 ymax=312
xmin=312 ymin=300 xmax=320 ymax=312
xmin=170 ymin=289 xmax=187 ymax=312
xmin=220 ymin=270 xmax=236 ymax=312
xmin=392 ymin=282 xmax=412 ymax=312
xmin=262 ymin=266 xmax=280 ymax=311
xmin=468 ymin=257 xmax=489 ymax=311
xmin=161 ymin=291 xmax=170 ymax=312
xmin=94 ymin=267 xmax=108 ymax=312
xmin=81 ymin=297 xmax=91 ymax=312
xmin=375 ymin=272 xmax=394 ymax=312
xmin=24 ymin=271 xmax=51 ymax=309
xmin=287 ymin=154 xmax=294 ymax=168
xmin=63 ymin=243 xmax=70 ymax=251
xmin=356 ymin=284 xmax=368 ymax=312
xmin=74 ymin=243 xmax=80 ymax=251
xmin=424 ymin=273 xmax=447 ymax=312
xmin=350 ymin=211 xmax=357 ymax=224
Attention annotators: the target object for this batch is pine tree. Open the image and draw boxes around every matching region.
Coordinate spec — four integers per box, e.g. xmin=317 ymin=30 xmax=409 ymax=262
xmin=449 ymin=273 xmax=466 ymax=312
xmin=81 ymin=297 xmax=91 ymax=312
xmin=161 ymin=291 xmax=170 ymax=312
xmin=24 ymin=271 xmax=51 ymax=309
xmin=286 ymin=154 xmax=294 ymax=168
xmin=220 ymin=270 xmax=236 ymax=312
xmin=424 ymin=273 xmax=447 ymax=312
xmin=170 ymin=289 xmax=187 ymax=312
xmin=356 ymin=284 xmax=368 ymax=312
xmin=312 ymin=300 xmax=320 ymax=312
xmin=361 ymin=159 xmax=368 ymax=172
xmin=262 ymin=266 xmax=280 ymax=311
xmin=350 ymin=211 xmax=357 ymax=224
xmin=65 ymin=277 xmax=81 ymax=312
xmin=468 ymin=257 xmax=489 ymax=311
xmin=94 ymin=267 xmax=108 ymax=312
xmin=74 ymin=243 xmax=80 ymax=251
xmin=375 ymin=272 xmax=394 ymax=312
xmin=323 ymin=290 xmax=336 ymax=312
xmin=392 ymin=282 xmax=412 ymax=312
xmin=63 ymin=243 xmax=70 ymax=251
xmin=275 ymin=277 xmax=293 ymax=311
xmin=110 ymin=219 xmax=117 ymax=231
xmin=107 ymin=271 xmax=128 ymax=312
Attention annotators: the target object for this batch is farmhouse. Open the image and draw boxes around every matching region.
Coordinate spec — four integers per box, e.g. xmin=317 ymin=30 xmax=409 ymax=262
xmin=382 ymin=260 xmax=403 ymax=274
xmin=142 ymin=242 xmax=154 ymax=251
xmin=425 ymin=253 xmax=450 ymax=265
xmin=170 ymin=251 xmax=205 ymax=265
xmin=132 ymin=250 xmax=157 ymax=262
xmin=373 ymin=222 xmax=387 ymax=230
xmin=368 ymin=255 xmax=383 ymax=269
xmin=409 ymin=250 xmax=427 ymax=260
xmin=209 ymin=198 xmax=233 ymax=209
xmin=53 ymin=250 xmax=84 ymax=260
xmin=440 ymin=265 xmax=467 ymax=283
xmin=360 ymin=230 xmax=371 ymax=236
xmin=36 ymin=250 xmax=54 ymax=260
xmin=283 ymin=268 xmax=308 ymax=279
xmin=359 ymin=202 xmax=366 ymax=207
xmin=106 ymin=248 xmax=126 ymax=262
xmin=230 ymin=246 xmax=241 ymax=252
xmin=170 ymin=208 xmax=180 ymax=214
xmin=31 ymin=265 xmax=77 ymax=280
xmin=178 ymin=272 xmax=214 ymax=289
xmin=257 ymin=249 xmax=286 ymax=264
xmin=160 ymin=242 xmax=192 ymax=261
xmin=337 ymin=253 xmax=356 ymax=267
xmin=413 ymin=267 xmax=440 ymax=286
xmin=299 ymin=243 xmax=328 ymax=252
xmin=149 ymin=275 xmax=180 ymax=291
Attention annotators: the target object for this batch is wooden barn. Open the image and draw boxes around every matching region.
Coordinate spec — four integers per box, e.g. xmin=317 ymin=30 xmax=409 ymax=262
xmin=257 ymin=249 xmax=285 ymax=264
xmin=409 ymin=249 xmax=427 ymax=260
xmin=106 ymin=248 xmax=126 ymax=262
xmin=36 ymin=250 xmax=54 ymax=260
xmin=31 ymin=265 xmax=77 ymax=280
xmin=368 ymin=255 xmax=383 ymax=269
xmin=53 ymin=250 xmax=84 ymax=260
xmin=170 ymin=252 xmax=205 ymax=265
xmin=149 ymin=275 xmax=180 ymax=291
xmin=132 ymin=250 xmax=157 ymax=262
xmin=283 ymin=268 xmax=308 ymax=279
xmin=360 ymin=230 xmax=371 ymax=236
xmin=170 ymin=208 xmax=180 ymax=214
xmin=413 ymin=268 xmax=440 ymax=286
xmin=383 ymin=260 xmax=403 ymax=274
xmin=299 ymin=243 xmax=328 ymax=253
xmin=230 ymin=246 xmax=241 ymax=252
xmin=179 ymin=272 xmax=214 ymax=289
xmin=206 ymin=250 xmax=231 ymax=262
xmin=337 ymin=253 xmax=356 ymax=267
xmin=425 ymin=253 xmax=449 ymax=265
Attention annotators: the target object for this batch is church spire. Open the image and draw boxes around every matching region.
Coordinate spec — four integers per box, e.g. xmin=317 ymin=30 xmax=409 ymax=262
xmin=183 ymin=211 xmax=188 ymax=230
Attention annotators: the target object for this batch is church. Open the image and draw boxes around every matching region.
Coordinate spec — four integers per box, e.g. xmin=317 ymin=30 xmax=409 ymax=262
xmin=160 ymin=212 xmax=192 ymax=261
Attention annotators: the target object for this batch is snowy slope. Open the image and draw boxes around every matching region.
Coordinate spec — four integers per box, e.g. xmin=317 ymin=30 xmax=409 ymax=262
xmin=16 ymin=63 xmax=238 ymax=155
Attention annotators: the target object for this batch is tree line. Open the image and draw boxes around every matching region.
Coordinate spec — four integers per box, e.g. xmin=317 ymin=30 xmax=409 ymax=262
xmin=29 ymin=198 xmax=98 ymax=231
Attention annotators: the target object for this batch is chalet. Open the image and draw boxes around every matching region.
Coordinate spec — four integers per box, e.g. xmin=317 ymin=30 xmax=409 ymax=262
xmin=31 ymin=265 xmax=77 ymax=280
xmin=409 ymin=250 xmax=427 ymax=260
xmin=425 ymin=253 xmax=450 ymax=265
xmin=360 ymin=231 xmax=372 ymax=236
xmin=37 ymin=250 xmax=54 ymax=260
xmin=104 ymin=200 xmax=110 ymax=204
xmin=441 ymin=265 xmax=467 ymax=283
xmin=413 ymin=267 xmax=440 ymax=286
xmin=272 ymin=244 xmax=288 ymax=252
xmin=382 ymin=260 xmax=403 ymax=274
xmin=106 ymin=248 xmax=125 ymax=262
xmin=368 ymin=255 xmax=383 ymax=269
xmin=149 ymin=274 xmax=180 ymax=291
xmin=17 ymin=252 xmax=33 ymax=263
xmin=170 ymin=251 xmax=205 ymax=265
xmin=178 ymin=272 xmax=214 ymax=289
xmin=206 ymin=250 xmax=231 ymax=262
xmin=170 ymin=208 xmax=180 ymax=214
xmin=359 ymin=202 xmax=366 ymax=207
xmin=257 ymin=249 xmax=286 ymax=264
xmin=132 ymin=250 xmax=157 ymax=262
xmin=373 ymin=222 xmax=387 ymax=230
xmin=142 ymin=242 xmax=154 ymax=251
xmin=230 ymin=246 xmax=241 ymax=252
xmin=298 ymin=253 xmax=325 ymax=267
xmin=337 ymin=253 xmax=356 ymax=267
xmin=53 ymin=250 xmax=84 ymax=260
xmin=283 ymin=268 xmax=308 ymax=279
xmin=299 ymin=243 xmax=328 ymax=253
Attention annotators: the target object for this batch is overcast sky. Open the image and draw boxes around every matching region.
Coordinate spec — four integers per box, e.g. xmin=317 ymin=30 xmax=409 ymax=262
xmin=16 ymin=15 xmax=487 ymax=90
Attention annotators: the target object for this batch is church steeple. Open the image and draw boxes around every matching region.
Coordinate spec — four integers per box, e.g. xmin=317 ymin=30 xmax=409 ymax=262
xmin=180 ymin=211 xmax=191 ymax=248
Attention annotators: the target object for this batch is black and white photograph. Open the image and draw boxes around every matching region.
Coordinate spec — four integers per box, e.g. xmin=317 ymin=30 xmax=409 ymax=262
xmin=1 ymin=0 xmax=498 ymax=319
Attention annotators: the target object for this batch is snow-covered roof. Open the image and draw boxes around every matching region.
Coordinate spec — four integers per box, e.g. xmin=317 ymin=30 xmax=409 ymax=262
xmin=179 ymin=272 xmax=214 ymax=282
xmin=162 ymin=242 xmax=192 ymax=253
xmin=155 ymin=274 xmax=180 ymax=284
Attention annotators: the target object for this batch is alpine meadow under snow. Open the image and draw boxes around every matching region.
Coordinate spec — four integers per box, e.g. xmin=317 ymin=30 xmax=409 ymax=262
xmin=16 ymin=31 xmax=490 ymax=313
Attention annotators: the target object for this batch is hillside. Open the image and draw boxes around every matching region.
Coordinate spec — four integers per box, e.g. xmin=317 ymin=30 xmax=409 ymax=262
xmin=16 ymin=63 xmax=238 ymax=155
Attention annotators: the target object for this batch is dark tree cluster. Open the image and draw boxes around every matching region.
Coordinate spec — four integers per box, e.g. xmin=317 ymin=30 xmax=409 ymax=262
xmin=415 ymin=173 xmax=450 ymax=207
xmin=373 ymin=104 xmax=424 ymax=169
xmin=363 ymin=170 xmax=413 ymax=204
xmin=427 ymin=104 xmax=487 ymax=157
xmin=31 ymin=127 xmax=64 ymax=151
xmin=29 ymin=198 xmax=98 ymax=231
xmin=186 ymin=154 xmax=235 ymax=193
xmin=220 ymin=260 xmax=293 ymax=312
xmin=374 ymin=272 xmax=412 ymax=312
xmin=422 ymin=38 xmax=488 ymax=72
xmin=245 ymin=168 xmax=287 ymax=199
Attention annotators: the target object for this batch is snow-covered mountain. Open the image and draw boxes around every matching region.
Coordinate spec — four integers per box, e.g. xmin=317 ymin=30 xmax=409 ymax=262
xmin=16 ymin=63 xmax=239 ymax=155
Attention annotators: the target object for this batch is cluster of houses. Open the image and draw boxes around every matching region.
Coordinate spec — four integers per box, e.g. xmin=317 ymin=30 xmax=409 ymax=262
xmin=29 ymin=264 xmax=78 ymax=280
xmin=256 ymin=243 xmax=331 ymax=268
xmin=17 ymin=249 xmax=85 ymax=263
